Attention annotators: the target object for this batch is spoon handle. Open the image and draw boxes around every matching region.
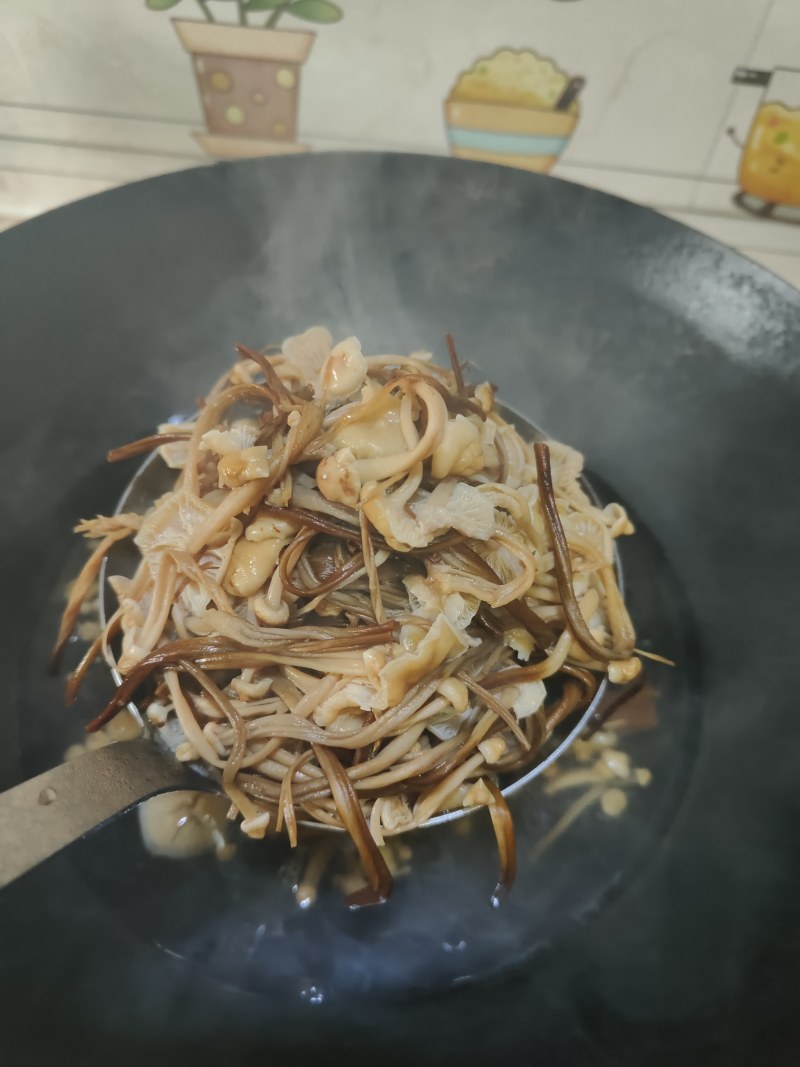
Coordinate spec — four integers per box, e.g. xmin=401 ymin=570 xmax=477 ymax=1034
xmin=0 ymin=738 xmax=198 ymax=889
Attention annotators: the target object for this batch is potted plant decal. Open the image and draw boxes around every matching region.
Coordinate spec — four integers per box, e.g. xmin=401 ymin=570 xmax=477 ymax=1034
xmin=146 ymin=0 xmax=343 ymax=158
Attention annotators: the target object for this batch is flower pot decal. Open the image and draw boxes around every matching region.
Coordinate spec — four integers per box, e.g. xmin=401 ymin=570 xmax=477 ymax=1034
xmin=444 ymin=49 xmax=584 ymax=173
xmin=173 ymin=19 xmax=315 ymax=156
xmin=146 ymin=0 xmax=343 ymax=158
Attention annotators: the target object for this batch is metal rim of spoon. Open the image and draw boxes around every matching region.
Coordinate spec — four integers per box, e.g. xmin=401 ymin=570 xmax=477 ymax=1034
xmin=0 ymin=404 xmax=613 ymax=889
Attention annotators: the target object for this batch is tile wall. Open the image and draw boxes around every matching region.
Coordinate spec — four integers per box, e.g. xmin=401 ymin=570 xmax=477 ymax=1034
xmin=1 ymin=0 xmax=798 ymax=286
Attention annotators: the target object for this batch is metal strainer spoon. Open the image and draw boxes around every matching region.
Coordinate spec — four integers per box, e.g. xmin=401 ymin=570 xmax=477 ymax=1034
xmin=0 ymin=406 xmax=610 ymax=890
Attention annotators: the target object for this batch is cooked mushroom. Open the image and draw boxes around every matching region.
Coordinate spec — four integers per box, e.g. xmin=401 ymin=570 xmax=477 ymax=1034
xmin=59 ymin=327 xmax=642 ymax=907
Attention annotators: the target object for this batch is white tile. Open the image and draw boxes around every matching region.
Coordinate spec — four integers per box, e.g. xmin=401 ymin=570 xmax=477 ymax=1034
xmin=0 ymin=0 xmax=201 ymax=120
xmin=0 ymin=168 xmax=114 ymax=216
xmin=0 ymin=137 xmax=205 ymax=183
xmin=691 ymin=178 xmax=742 ymax=213
xmin=0 ymin=103 xmax=203 ymax=158
xmin=299 ymin=0 xmax=774 ymax=171
xmin=749 ymin=0 xmax=800 ymax=68
xmin=742 ymin=247 xmax=800 ymax=290
xmin=556 ymin=163 xmax=695 ymax=209
xmin=0 ymin=0 xmax=774 ymax=172
xmin=557 ymin=0 xmax=771 ymax=173
xmin=665 ymin=207 xmax=800 ymax=256
xmin=3 ymin=0 xmax=798 ymax=237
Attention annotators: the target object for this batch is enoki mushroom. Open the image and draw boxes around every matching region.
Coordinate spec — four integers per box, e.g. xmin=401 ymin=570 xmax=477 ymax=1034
xmin=57 ymin=326 xmax=642 ymax=906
